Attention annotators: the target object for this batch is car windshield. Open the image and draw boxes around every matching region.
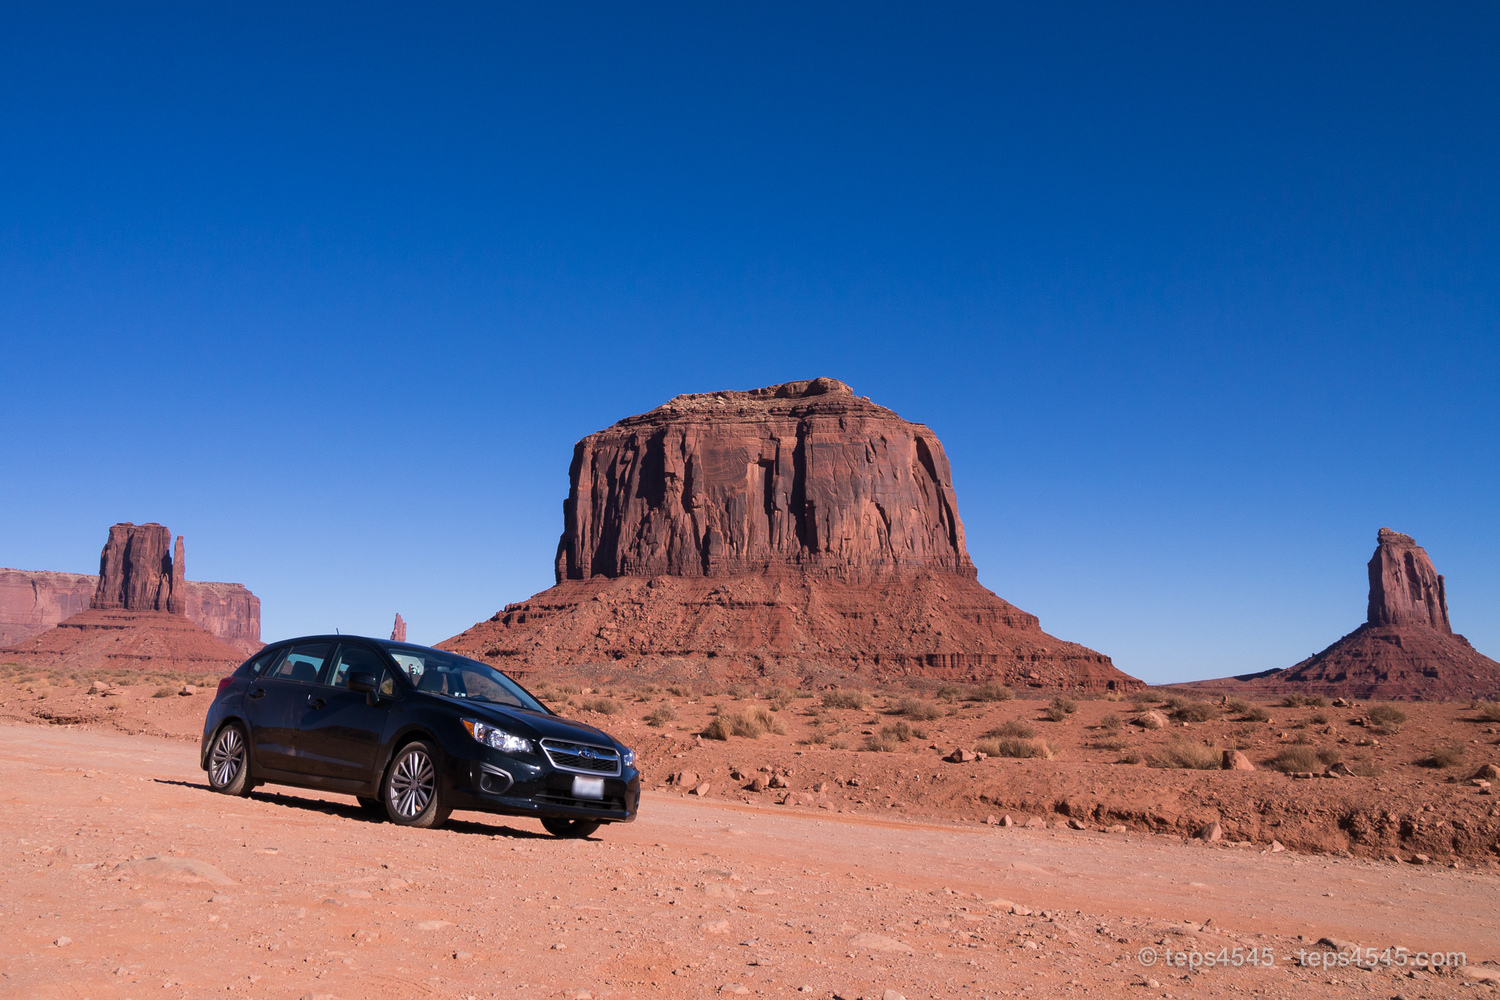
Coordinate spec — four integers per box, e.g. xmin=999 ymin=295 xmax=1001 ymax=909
xmin=378 ymin=642 xmax=548 ymax=714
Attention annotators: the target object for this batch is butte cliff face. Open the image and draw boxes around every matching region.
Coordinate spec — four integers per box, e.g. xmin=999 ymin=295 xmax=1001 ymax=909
xmin=1193 ymin=528 xmax=1500 ymax=701
xmin=445 ymin=379 xmax=1140 ymax=692
xmin=1 ymin=522 xmax=262 ymax=662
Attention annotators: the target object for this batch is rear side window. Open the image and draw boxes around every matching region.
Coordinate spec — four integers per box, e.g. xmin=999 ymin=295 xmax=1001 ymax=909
xmin=268 ymin=642 xmax=332 ymax=683
xmin=245 ymin=648 xmax=283 ymax=676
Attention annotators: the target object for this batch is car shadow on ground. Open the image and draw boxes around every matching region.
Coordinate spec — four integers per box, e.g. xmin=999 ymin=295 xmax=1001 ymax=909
xmin=151 ymin=778 xmax=563 ymax=839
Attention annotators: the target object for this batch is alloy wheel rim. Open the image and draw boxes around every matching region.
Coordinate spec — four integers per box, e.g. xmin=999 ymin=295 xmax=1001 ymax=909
xmin=210 ymin=728 xmax=243 ymax=787
xmin=391 ymin=749 xmax=435 ymax=817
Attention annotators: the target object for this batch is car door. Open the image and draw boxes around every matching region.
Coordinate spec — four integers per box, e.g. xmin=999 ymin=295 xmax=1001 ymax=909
xmin=244 ymin=641 xmax=334 ymax=776
xmin=292 ymin=641 xmax=394 ymax=789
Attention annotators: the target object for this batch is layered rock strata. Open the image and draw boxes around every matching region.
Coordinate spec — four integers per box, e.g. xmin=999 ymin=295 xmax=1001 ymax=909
xmin=1191 ymin=528 xmax=1500 ymax=701
xmin=445 ymin=378 xmax=1140 ymax=692
xmin=0 ymin=523 xmax=262 ymax=657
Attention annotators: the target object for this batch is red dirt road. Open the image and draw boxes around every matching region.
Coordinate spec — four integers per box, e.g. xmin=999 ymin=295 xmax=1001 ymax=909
xmin=1 ymin=722 xmax=1495 ymax=1000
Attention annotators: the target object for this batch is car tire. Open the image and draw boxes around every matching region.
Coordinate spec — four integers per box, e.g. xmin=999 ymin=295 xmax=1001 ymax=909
xmin=542 ymin=817 xmax=602 ymax=839
xmin=356 ymin=796 xmax=384 ymax=816
xmin=382 ymin=741 xmax=451 ymax=829
xmin=207 ymin=723 xmax=253 ymax=797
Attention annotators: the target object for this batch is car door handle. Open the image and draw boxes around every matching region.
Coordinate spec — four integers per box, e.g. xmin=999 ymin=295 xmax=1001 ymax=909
xmin=307 ymin=695 xmax=326 ymax=710
xmin=248 ymin=688 xmax=267 ymax=700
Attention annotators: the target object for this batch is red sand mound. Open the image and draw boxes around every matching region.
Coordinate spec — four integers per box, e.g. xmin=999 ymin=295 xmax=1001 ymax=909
xmin=0 ymin=608 xmax=247 ymax=674
xmin=445 ymin=378 xmax=1140 ymax=692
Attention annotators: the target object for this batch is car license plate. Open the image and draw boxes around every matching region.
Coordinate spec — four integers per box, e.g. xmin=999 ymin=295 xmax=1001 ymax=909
xmin=572 ymin=775 xmax=605 ymax=800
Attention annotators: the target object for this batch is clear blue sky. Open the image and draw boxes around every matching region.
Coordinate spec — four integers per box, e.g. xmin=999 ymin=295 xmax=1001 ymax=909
xmin=2 ymin=3 xmax=1496 ymax=684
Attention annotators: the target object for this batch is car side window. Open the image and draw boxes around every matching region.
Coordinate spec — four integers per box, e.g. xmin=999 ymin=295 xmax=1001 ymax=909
xmin=267 ymin=642 xmax=332 ymax=683
xmin=246 ymin=648 xmax=283 ymax=676
xmin=327 ymin=643 xmax=388 ymax=690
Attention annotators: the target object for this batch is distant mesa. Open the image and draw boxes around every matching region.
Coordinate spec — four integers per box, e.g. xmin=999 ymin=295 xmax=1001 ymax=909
xmin=1 ymin=522 xmax=260 ymax=672
xmin=442 ymin=378 xmax=1141 ymax=692
xmin=1191 ymin=528 xmax=1500 ymax=701
xmin=391 ymin=613 xmax=407 ymax=643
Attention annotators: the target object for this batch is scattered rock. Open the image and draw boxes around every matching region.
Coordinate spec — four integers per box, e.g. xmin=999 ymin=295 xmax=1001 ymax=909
xmin=115 ymin=856 xmax=234 ymax=885
xmin=1000 ymin=814 xmax=1014 ymax=827
xmin=1023 ymin=817 xmax=1047 ymax=829
xmin=1270 ymin=840 xmax=1286 ymax=852
xmin=1472 ymin=763 xmax=1500 ymax=781
xmin=719 ymin=985 xmax=750 ymax=996
xmin=769 ymin=774 xmax=789 ymax=789
xmin=1222 ymin=750 xmax=1255 ymax=771
xmin=1196 ymin=822 xmax=1223 ymax=843
xmin=691 ymin=782 xmax=712 ymax=797
xmin=1066 ymin=818 xmax=1087 ymax=830
xmin=54 ymin=936 xmax=71 ymax=947
xmin=848 ymin=932 xmax=914 ymax=954
xmin=701 ymin=920 xmax=731 ymax=935
xmin=748 ymin=777 xmax=767 ymax=792
xmin=1105 ymin=824 xmax=1127 ymax=834
xmin=1135 ymin=711 xmax=1170 ymax=730
xmin=1324 ymin=761 xmax=1355 ymax=777
xmin=946 ymin=748 xmax=978 ymax=763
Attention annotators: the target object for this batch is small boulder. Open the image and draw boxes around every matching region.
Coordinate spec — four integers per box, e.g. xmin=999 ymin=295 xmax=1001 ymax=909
xmin=1134 ymin=710 xmax=1169 ymax=730
xmin=1324 ymin=761 xmax=1355 ymax=777
xmin=1222 ymin=750 xmax=1255 ymax=771
xmin=691 ymin=782 xmax=711 ymax=797
xmin=1196 ymin=821 xmax=1223 ymax=843
xmin=1000 ymin=814 xmax=1014 ymax=827
xmin=946 ymin=748 xmax=978 ymax=763
xmin=179 ymin=684 xmax=198 ymax=696
xmin=748 ymin=777 xmax=767 ymax=793
xmin=768 ymin=774 xmax=789 ymax=789
xmin=1023 ymin=817 xmax=1047 ymax=829
xmin=1472 ymin=763 xmax=1500 ymax=782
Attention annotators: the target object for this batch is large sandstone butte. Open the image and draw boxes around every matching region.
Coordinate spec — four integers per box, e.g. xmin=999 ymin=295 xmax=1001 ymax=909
xmin=0 ymin=523 xmax=261 ymax=671
xmin=444 ymin=378 xmax=1139 ymax=692
xmin=1192 ymin=528 xmax=1500 ymax=701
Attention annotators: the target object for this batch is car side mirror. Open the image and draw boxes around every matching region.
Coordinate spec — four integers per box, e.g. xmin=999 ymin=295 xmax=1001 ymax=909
xmin=348 ymin=671 xmax=377 ymax=694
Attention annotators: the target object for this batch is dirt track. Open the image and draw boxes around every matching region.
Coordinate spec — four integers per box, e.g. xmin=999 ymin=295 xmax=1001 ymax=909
xmin=2 ymin=722 xmax=1497 ymax=999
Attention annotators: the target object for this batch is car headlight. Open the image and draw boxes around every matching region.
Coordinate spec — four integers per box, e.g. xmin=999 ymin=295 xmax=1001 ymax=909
xmin=462 ymin=719 xmax=532 ymax=754
xmin=621 ymin=747 xmax=636 ymax=768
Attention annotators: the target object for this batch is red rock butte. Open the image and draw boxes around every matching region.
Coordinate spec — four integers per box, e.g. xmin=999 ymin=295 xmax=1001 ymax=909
xmin=1 ymin=522 xmax=260 ymax=673
xmin=443 ymin=378 xmax=1140 ymax=692
xmin=1190 ymin=528 xmax=1500 ymax=701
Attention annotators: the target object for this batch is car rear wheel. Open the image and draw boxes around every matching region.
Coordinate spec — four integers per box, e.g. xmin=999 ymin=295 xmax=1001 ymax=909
xmin=383 ymin=741 xmax=451 ymax=829
xmin=542 ymin=817 xmax=601 ymax=839
xmin=207 ymin=723 xmax=253 ymax=797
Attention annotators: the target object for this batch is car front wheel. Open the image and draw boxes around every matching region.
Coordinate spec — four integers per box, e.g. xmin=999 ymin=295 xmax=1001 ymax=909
xmin=382 ymin=741 xmax=451 ymax=829
xmin=542 ymin=817 xmax=601 ymax=839
xmin=207 ymin=723 xmax=253 ymax=797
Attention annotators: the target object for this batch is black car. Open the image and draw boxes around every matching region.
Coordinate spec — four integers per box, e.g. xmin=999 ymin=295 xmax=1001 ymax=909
xmin=199 ymin=635 xmax=639 ymax=837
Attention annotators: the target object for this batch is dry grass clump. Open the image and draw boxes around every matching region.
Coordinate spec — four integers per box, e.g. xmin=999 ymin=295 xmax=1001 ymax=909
xmin=1269 ymin=745 xmax=1319 ymax=772
xmin=726 ymin=683 xmax=751 ymax=700
xmin=892 ymin=696 xmax=944 ymax=721
xmin=703 ymin=706 xmax=787 ymax=740
xmin=936 ymin=685 xmax=962 ymax=703
xmin=822 ymin=689 xmax=872 ymax=710
xmin=985 ymin=720 xmax=1036 ymax=739
xmin=1148 ymin=740 xmax=1221 ymax=770
xmin=966 ymin=682 xmax=1014 ymax=703
xmin=765 ymin=687 xmax=796 ymax=710
xmin=1042 ymin=696 xmax=1078 ymax=722
xmin=1129 ymin=690 xmax=1157 ymax=707
xmin=1240 ymin=705 xmax=1270 ymax=723
xmin=864 ymin=721 xmax=920 ymax=752
xmin=1166 ymin=698 xmax=1219 ymax=723
xmin=152 ymin=687 xmax=175 ymax=698
xmin=644 ymin=704 xmax=676 ymax=727
xmin=1418 ymin=742 xmax=1467 ymax=769
xmin=1474 ymin=701 xmax=1500 ymax=722
xmin=1279 ymin=693 xmax=1326 ymax=708
xmin=976 ymin=736 xmax=1054 ymax=759
xmin=572 ymin=696 xmax=620 ymax=715
xmin=1367 ymin=704 xmax=1407 ymax=733
xmin=1098 ymin=712 xmax=1122 ymax=733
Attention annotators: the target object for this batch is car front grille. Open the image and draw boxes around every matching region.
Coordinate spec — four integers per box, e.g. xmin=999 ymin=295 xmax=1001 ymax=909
xmin=533 ymin=791 xmax=628 ymax=814
xmin=540 ymin=739 xmax=622 ymax=776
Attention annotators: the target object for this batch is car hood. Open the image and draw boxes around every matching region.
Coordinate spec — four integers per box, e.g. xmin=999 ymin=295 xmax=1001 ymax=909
xmin=460 ymin=701 xmax=619 ymax=747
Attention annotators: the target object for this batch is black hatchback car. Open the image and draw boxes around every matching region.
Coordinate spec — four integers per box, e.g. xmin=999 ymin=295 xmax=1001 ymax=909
xmin=200 ymin=635 xmax=639 ymax=837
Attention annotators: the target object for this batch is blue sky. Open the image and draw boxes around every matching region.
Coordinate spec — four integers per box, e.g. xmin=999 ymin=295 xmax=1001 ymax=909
xmin=2 ymin=3 xmax=1496 ymax=683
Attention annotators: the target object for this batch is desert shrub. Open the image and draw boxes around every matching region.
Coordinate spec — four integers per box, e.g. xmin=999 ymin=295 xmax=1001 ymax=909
xmin=1118 ymin=751 xmax=1143 ymax=765
xmin=893 ymin=696 xmax=943 ymax=721
xmin=667 ymin=685 xmax=692 ymax=697
xmin=864 ymin=722 xmax=915 ymax=752
xmin=1348 ymin=760 xmax=1381 ymax=777
xmin=936 ymin=685 xmax=961 ymax=703
xmin=986 ymin=720 xmax=1036 ymax=739
xmin=1279 ymin=694 xmax=1326 ymax=708
xmin=977 ymin=736 xmax=1054 ymax=759
xmin=576 ymin=697 xmax=621 ymax=715
xmin=1241 ymin=706 xmax=1270 ymax=723
xmin=1270 ymin=746 xmax=1320 ymax=773
xmin=1042 ymin=696 xmax=1078 ymax=722
xmin=1315 ymin=747 xmax=1343 ymax=766
xmin=1367 ymin=704 xmax=1408 ymax=733
xmin=727 ymin=683 xmax=751 ymax=700
xmin=822 ymin=690 xmax=872 ymax=710
xmin=966 ymin=683 xmax=1014 ymax=703
xmin=1474 ymin=701 xmax=1500 ymax=722
xmin=152 ymin=687 xmax=174 ymax=698
xmin=645 ymin=704 xmax=676 ymax=727
xmin=765 ymin=687 xmax=795 ymax=710
xmin=1310 ymin=711 xmax=1329 ymax=725
xmin=800 ymin=732 xmax=829 ymax=745
xmin=1129 ymin=691 xmax=1157 ymax=707
xmin=1225 ymin=697 xmax=1250 ymax=714
xmin=1092 ymin=738 xmax=1127 ymax=752
xmin=1098 ymin=712 xmax=1123 ymax=733
xmin=704 ymin=706 xmax=788 ymax=740
xmin=1148 ymin=741 xmax=1220 ymax=770
xmin=1169 ymin=700 xmax=1219 ymax=723
xmin=1418 ymin=742 xmax=1467 ymax=769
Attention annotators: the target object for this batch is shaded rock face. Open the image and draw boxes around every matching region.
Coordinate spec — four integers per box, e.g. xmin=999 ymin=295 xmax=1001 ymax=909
xmin=556 ymin=377 xmax=973 ymax=583
xmin=93 ymin=523 xmax=176 ymax=612
xmin=1188 ymin=528 xmax=1500 ymax=701
xmin=447 ymin=378 xmax=1141 ymax=693
xmin=1 ymin=523 xmax=262 ymax=657
xmin=1367 ymin=528 xmax=1450 ymax=631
